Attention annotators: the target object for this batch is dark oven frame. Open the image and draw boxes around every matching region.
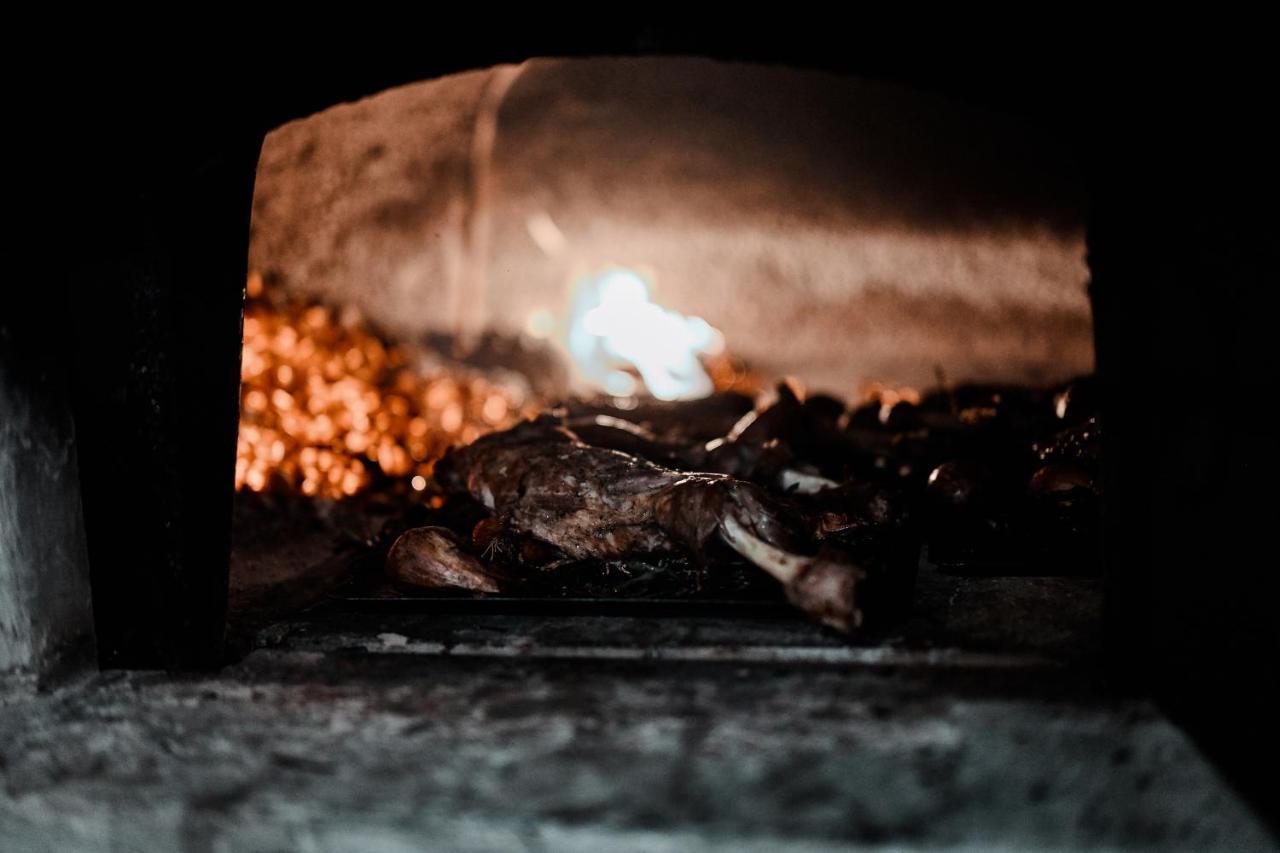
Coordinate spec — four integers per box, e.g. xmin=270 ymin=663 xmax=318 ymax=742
xmin=11 ymin=20 xmax=1272 ymax=803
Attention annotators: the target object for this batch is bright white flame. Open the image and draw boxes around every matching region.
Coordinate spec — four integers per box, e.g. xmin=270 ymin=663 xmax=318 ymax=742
xmin=565 ymin=268 xmax=722 ymax=401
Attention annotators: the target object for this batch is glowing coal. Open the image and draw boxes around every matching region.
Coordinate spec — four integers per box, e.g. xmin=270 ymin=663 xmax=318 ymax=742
xmin=235 ymin=273 xmax=535 ymax=499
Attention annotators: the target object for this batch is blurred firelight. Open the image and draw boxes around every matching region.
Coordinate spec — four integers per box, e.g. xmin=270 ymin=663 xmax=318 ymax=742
xmin=564 ymin=268 xmax=725 ymax=401
xmin=235 ymin=273 xmax=534 ymax=499
xmin=857 ymin=380 xmax=923 ymax=424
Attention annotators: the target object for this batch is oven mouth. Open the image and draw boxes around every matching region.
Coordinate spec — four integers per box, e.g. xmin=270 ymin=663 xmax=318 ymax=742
xmin=226 ymin=55 xmax=1099 ymax=649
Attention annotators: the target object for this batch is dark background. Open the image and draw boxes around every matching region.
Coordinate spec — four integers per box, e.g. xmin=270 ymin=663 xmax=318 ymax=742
xmin=10 ymin=16 xmax=1275 ymax=823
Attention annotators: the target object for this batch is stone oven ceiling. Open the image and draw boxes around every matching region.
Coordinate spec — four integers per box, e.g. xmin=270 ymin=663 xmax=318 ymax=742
xmin=250 ymin=57 xmax=1091 ymax=393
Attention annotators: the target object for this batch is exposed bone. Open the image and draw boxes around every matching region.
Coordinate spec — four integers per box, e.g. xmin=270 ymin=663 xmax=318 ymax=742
xmin=386 ymin=526 xmax=510 ymax=593
xmin=784 ymin=554 xmax=866 ymax=633
xmin=719 ymin=515 xmax=809 ymax=584
xmin=720 ymin=515 xmax=865 ymax=632
xmin=779 ymin=468 xmax=840 ymax=495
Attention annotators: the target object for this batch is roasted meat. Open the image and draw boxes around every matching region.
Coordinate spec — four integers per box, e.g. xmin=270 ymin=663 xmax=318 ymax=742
xmin=414 ymin=416 xmax=866 ymax=631
xmin=561 ymin=391 xmax=754 ymax=443
xmin=386 ymin=526 xmax=512 ymax=593
xmin=568 ymin=382 xmax=859 ymax=494
xmin=383 ymin=373 xmax=1103 ymax=625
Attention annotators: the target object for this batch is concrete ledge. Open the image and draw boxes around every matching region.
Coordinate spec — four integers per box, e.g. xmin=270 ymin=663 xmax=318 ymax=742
xmin=2 ymin=622 xmax=1272 ymax=851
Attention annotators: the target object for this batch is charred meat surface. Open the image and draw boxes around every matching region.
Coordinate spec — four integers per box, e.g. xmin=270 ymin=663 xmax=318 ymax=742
xmin=561 ymin=392 xmax=754 ymax=444
xmin=380 ymin=375 xmax=1100 ymax=629
xmin=425 ymin=417 xmax=866 ymax=631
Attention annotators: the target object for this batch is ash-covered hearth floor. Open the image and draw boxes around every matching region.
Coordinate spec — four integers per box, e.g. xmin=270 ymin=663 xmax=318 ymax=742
xmin=3 ymin=604 xmax=1273 ymax=852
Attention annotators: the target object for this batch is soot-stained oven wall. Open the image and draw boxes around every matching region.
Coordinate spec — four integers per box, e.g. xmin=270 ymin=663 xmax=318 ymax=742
xmin=15 ymin=23 xmax=1273 ymax=809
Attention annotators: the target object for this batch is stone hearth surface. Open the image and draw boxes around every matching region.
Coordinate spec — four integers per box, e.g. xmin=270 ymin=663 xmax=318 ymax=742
xmin=2 ymin=606 xmax=1273 ymax=852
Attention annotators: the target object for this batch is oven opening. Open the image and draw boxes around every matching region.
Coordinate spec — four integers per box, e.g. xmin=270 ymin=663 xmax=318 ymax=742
xmin=228 ymin=56 xmax=1099 ymax=653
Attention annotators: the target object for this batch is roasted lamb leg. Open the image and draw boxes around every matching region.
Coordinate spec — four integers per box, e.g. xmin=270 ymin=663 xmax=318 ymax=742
xmin=426 ymin=417 xmax=866 ymax=631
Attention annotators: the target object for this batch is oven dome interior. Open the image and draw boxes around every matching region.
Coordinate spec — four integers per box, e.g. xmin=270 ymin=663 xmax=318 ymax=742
xmin=249 ymin=56 xmax=1091 ymax=396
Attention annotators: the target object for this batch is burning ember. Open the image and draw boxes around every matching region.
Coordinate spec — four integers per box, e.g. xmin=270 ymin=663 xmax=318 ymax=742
xmin=235 ymin=273 xmax=535 ymax=499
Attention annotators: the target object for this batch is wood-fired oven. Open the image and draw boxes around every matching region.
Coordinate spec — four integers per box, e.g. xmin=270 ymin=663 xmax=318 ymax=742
xmin=3 ymin=23 xmax=1274 ymax=850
